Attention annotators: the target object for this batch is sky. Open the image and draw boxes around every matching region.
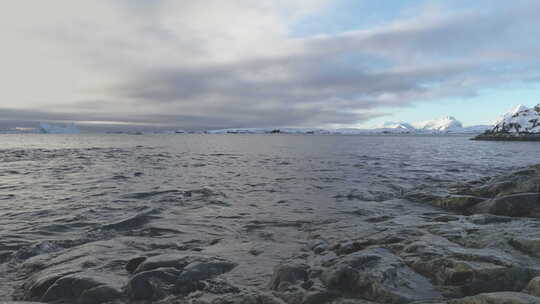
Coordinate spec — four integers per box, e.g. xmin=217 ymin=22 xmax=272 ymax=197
xmin=1 ymin=0 xmax=540 ymax=130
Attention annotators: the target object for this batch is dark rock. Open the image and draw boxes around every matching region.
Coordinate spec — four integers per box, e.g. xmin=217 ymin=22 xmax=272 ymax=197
xmin=0 ymin=302 xmax=48 ymax=304
xmin=210 ymin=292 xmax=286 ymax=304
xmin=434 ymin=195 xmax=485 ymax=211
xmin=469 ymin=193 xmax=540 ymax=218
xmin=526 ymin=277 xmax=540 ymax=297
xmin=459 ymin=267 xmax=535 ymax=296
xmin=301 ymin=288 xmax=340 ymax=304
xmin=126 ymin=256 xmax=147 ymax=273
xmin=410 ymin=252 xmax=536 ymax=296
xmin=79 ymin=285 xmax=124 ymax=304
xmin=268 ymin=263 xmax=309 ymax=291
xmin=40 ymin=272 xmax=122 ymax=303
xmin=176 ymin=260 xmax=238 ymax=293
xmin=134 ymin=254 xmax=196 ymax=273
xmin=127 ymin=267 xmax=181 ymax=300
xmin=466 ymin=214 xmax=514 ymax=225
xmin=509 ymin=238 xmax=540 ymax=257
xmin=127 ymin=255 xmax=237 ymax=300
xmin=321 ymin=248 xmax=442 ymax=303
xmin=449 ymin=292 xmax=540 ymax=304
xmin=330 ymin=299 xmax=380 ymax=304
xmin=19 ymin=240 xmax=126 ymax=303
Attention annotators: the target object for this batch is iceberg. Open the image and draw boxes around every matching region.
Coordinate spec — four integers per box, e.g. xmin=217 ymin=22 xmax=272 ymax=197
xmin=39 ymin=122 xmax=81 ymax=134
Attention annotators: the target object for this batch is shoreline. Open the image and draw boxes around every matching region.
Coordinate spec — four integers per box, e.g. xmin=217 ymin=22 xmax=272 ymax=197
xmin=472 ymin=133 xmax=540 ymax=141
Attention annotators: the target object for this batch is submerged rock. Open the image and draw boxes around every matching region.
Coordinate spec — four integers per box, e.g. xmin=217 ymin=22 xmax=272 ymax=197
xmin=509 ymin=238 xmax=540 ymax=257
xmin=470 ymin=193 xmax=540 ymax=218
xmin=407 ymin=164 xmax=540 ymax=219
xmin=19 ymin=240 xmax=127 ymax=303
xmin=434 ymin=195 xmax=485 ymax=211
xmin=321 ymin=248 xmax=442 ymax=303
xmin=526 ymin=277 xmax=540 ymax=297
xmin=126 ymin=254 xmax=237 ymax=301
xmin=125 ymin=256 xmax=147 ymax=273
xmin=269 ymin=263 xmax=310 ymax=291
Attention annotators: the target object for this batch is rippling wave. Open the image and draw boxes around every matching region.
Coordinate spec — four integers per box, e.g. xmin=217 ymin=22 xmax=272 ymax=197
xmin=0 ymin=134 xmax=538 ymax=299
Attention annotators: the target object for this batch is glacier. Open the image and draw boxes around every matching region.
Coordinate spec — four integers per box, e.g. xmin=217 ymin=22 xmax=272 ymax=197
xmin=39 ymin=123 xmax=81 ymax=134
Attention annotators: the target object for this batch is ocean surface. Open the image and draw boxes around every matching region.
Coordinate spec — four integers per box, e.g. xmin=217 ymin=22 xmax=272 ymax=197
xmin=1 ymin=134 xmax=539 ymax=300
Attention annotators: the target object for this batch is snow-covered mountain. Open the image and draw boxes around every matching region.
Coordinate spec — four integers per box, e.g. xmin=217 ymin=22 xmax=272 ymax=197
xmin=366 ymin=116 xmax=489 ymax=134
xmin=491 ymin=104 xmax=540 ymax=134
xmin=379 ymin=121 xmax=416 ymax=131
xmin=412 ymin=116 xmax=463 ymax=132
xmin=204 ymin=118 xmax=491 ymax=135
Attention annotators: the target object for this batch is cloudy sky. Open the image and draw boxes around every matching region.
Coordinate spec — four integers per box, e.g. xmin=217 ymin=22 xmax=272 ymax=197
xmin=1 ymin=0 xmax=540 ymax=130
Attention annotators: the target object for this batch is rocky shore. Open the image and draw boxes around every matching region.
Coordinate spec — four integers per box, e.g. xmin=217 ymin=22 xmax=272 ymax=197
xmin=472 ymin=133 xmax=540 ymax=141
xmin=4 ymin=165 xmax=540 ymax=304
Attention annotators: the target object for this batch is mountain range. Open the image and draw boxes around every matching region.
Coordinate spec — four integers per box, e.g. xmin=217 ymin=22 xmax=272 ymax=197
xmin=207 ymin=116 xmax=492 ymax=134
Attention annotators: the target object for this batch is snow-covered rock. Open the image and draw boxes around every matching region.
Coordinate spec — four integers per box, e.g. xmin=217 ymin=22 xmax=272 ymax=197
xmin=491 ymin=104 xmax=540 ymax=134
xmin=39 ymin=122 xmax=80 ymax=134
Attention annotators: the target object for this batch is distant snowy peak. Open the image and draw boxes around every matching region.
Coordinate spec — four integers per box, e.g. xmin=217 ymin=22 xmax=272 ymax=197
xmin=491 ymin=104 xmax=540 ymax=134
xmin=507 ymin=104 xmax=529 ymax=117
xmin=203 ymin=116 xmax=492 ymax=135
xmin=413 ymin=116 xmax=463 ymax=132
xmin=380 ymin=121 xmax=416 ymax=131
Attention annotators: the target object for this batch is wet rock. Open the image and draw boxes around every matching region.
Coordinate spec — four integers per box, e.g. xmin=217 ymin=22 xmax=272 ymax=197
xmin=134 ymin=254 xmax=196 ymax=273
xmin=404 ymin=191 xmax=446 ymax=205
xmin=526 ymin=277 xmax=540 ymax=297
xmin=408 ymin=247 xmax=536 ymax=296
xmin=210 ymin=292 xmax=287 ymax=304
xmin=449 ymin=292 xmax=540 ymax=304
xmin=126 ymin=256 xmax=147 ymax=273
xmin=434 ymin=195 xmax=485 ymax=211
xmin=127 ymin=267 xmax=181 ymax=300
xmin=467 ymin=181 xmax=519 ymax=198
xmin=176 ymin=260 xmax=238 ymax=293
xmin=19 ymin=240 xmax=126 ymax=303
xmin=330 ymin=299 xmax=380 ymax=304
xmin=321 ymin=248 xmax=442 ymax=303
xmin=126 ymin=254 xmax=237 ymax=300
xmin=465 ymin=214 xmax=514 ymax=225
xmin=509 ymin=238 xmax=540 ymax=257
xmin=39 ymin=272 xmax=122 ymax=303
xmin=459 ymin=267 xmax=536 ymax=296
xmin=79 ymin=285 xmax=124 ymax=304
xmin=301 ymin=288 xmax=340 ymax=304
xmin=269 ymin=263 xmax=309 ymax=291
xmin=463 ymin=165 xmax=540 ymax=198
xmin=469 ymin=193 xmax=540 ymax=218
xmin=0 ymin=302 xmax=47 ymax=304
